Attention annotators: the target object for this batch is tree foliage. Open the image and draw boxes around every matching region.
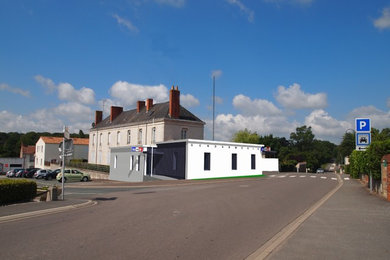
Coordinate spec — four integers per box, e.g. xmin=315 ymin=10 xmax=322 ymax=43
xmin=0 ymin=131 xmax=89 ymax=158
xmin=232 ymin=125 xmax=337 ymax=172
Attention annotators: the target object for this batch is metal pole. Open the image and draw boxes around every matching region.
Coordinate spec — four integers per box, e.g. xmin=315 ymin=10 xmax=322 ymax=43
xmin=151 ymin=146 xmax=154 ymax=177
xmin=61 ymin=136 xmax=65 ymax=200
xmin=212 ymin=75 xmax=215 ymax=141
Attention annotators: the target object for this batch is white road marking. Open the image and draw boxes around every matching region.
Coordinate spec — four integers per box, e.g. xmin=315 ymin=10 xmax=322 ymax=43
xmin=270 ymin=175 xmax=276 ymax=177
xmin=344 ymin=177 xmax=350 ymax=180
xmin=278 ymin=175 xmax=286 ymax=178
xmin=299 ymin=175 xmax=306 ymax=178
xmin=310 ymin=176 xmax=317 ymax=178
xmin=289 ymin=175 xmax=296 ymax=178
xmin=331 ymin=178 xmax=337 ymax=180
xmin=320 ymin=176 xmax=327 ymax=179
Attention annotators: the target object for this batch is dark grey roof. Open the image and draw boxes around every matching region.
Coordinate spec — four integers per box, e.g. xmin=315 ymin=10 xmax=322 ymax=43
xmin=93 ymin=102 xmax=204 ymax=129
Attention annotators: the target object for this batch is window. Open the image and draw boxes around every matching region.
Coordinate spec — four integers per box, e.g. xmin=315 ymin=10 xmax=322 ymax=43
xmin=117 ymin=131 xmax=120 ymax=145
xmin=130 ymin=155 xmax=133 ymax=170
xmin=251 ymin=154 xmax=256 ymax=170
xmin=138 ymin=129 xmax=143 ymax=144
xmin=232 ymin=153 xmax=237 ymax=170
xmin=99 ymin=133 xmax=102 ymax=146
xmin=136 ymin=155 xmax=140 ymax=171
xmin=127 ymin=130 xmax=131 ymax=144
xmin=204 ymin=152 xmax=210 ymax=171
xmin=173 ymin=152 xmax=178 ymax=170
xmin=92 ymin=134 xmax=95 ymax=146
xmin=108 ymin=132 xmax=111 ymax=145
xmin=152 ymin=127 xmax=156 ymax=144
xmin=114 ymin=155 xmax=117 ymax=168
xmin=181 ymin=128 xmax=188 ymax=139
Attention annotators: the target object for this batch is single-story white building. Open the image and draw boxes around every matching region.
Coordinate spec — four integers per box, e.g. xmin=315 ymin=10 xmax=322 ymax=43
xmin=109 ymin=139 xmax=279 ymax=182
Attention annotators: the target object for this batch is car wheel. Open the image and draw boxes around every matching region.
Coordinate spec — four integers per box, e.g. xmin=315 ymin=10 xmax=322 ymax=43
xmin=82 ymin=176 xmax=88 ymax=182
xmin=47 ymin=176 xmax=52 ymax=180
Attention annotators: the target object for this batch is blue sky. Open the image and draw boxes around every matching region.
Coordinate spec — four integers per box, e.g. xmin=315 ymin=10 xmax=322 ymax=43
xmin=1 ymin=0 xmax=389 ymax=144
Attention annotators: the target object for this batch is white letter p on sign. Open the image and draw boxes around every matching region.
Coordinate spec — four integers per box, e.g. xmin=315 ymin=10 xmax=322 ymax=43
xmin=360 ymin=121 xmax=366 ymax=130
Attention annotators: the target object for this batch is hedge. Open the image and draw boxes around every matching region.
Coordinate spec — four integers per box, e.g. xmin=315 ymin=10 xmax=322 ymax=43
xmin=0 ymin=179 xmax=37 ymax=205
xmin=68 ymin=160 xmax=109 ymax=173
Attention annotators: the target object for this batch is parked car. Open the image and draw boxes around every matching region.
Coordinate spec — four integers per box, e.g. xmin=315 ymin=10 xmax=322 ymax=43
xmin=34 ymin=169 xmax=52 ymax=179
xmin=316 ymin=168 xmax=325 ymax=174
xmin=24 ymin=168 xmax=40 ymax=178
xmin=56 ymin=169 xmax=91 ymax=183
xmin=44 ymin=169 xmax=61 ymax=180
xmin=15 ymin=169 xmax=27 ymax=178
xmin=6 ymin=169 xmax=23 ymax=178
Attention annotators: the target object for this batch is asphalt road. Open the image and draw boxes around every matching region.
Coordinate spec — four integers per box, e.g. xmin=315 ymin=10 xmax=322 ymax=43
xmin=0 ymin=173 xmax=337 ymax=259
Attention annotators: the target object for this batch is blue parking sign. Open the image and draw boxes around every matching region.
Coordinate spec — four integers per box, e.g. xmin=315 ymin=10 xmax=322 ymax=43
xmin=355 ymin=118 xmax=370 ymax=132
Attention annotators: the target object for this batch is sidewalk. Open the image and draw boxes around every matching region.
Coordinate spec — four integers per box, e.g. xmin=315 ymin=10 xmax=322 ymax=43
xmin=268 ymin=174 xmax=390 ymax=260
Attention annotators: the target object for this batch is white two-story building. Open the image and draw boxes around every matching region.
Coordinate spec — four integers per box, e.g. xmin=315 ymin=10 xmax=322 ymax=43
xmin=88 ymin=86 xmax=205 ymax=166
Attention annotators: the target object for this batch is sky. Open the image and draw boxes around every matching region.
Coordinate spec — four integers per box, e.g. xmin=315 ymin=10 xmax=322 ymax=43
xmin=0 ymin=0 xmax=389 ymax=144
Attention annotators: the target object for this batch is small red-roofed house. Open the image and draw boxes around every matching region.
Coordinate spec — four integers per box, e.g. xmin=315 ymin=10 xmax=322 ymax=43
xmin=34 ymin=136 xmax=89 ymax=169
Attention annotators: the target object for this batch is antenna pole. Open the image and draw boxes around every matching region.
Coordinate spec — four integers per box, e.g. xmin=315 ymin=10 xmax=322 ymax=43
xmin=213 ymin=75 xmax=215 ymax=141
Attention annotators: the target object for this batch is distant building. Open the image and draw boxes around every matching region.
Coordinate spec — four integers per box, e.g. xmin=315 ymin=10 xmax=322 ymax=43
xmin=0 ymin=158 xmax=23 ymax=173
xmin=35 ymin=136 xmax=89 ymax=169
xmin=20 ymin=145 xmax=35 ymax=169
xmin=89 ymin=86 xmax=205 ymax=166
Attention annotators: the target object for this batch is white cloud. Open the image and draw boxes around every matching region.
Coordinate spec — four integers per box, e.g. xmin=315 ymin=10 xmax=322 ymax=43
xmin=181 ymin=94 xmax=200 ymax=107
xmin=34 ymin=75 xmax=56 ymax=93
xmin=264 ymin=0 xmax=313 ymax=6
xmin=348 ymin=106 xmax=390 ymax=130
xmin=215 ymin=96 xmax=223 ymax=105
xmin=57 ymin=83 xmax=95 ymax=105
xmin=154 ymin=0 xmax=185 ymax=8
xmin=112 ymin=14 xmax=139 ymax=33
xmin=233 ymin=94 xmax=282 ymax=116
xmin=0 ymin=110 xmax=63 ymax=133
xmin=0 ymin=83 xmax=30 ymax=97
xmin=211 ymin=69 xmax=223 ymax=79
xmin=207 ymin=113 xmax=296 ymax=141
xmin=109 ymin=81 xmax=169 ymax=107
xmin=304 ymin=109 xmax=351 ymax=142
xmin=54 ymin=102 xmax=93 ymax=122
xmin=374 ymin=7 xmax=390 ymax=30
xmin=34 ymin=75 xmax=95 ymax=105
xmin=226 ymin=0 xmax=254 ymax=23
xmin=275 ymin=83 xmax=327 ymax=110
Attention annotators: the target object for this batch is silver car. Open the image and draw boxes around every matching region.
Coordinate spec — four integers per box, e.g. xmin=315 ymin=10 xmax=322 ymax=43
xmin=34 ymin=169 xmax=52 ymax=179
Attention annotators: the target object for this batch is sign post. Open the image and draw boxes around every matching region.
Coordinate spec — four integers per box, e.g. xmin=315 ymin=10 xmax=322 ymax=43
xmin=61 ymin=126 xmax=69 ymax=200
xmin=355 ymin=118 xmax=372 ymax=191
xmin=355 ymin=118 xmax=371 ymax=151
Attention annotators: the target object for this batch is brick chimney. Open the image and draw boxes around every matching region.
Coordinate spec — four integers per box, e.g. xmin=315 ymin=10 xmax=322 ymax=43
xmin=137 ymin=101 xmax=145 ymax=113
xmin=110 ymin=106 xmax=123 ymax=122
xmin=146 ymin=99 xmax=153 ymax=112
xmin=95 ymin=110 xmax=103 ymax=126
xmin=169 ymin=86 xmax=180 ymax=119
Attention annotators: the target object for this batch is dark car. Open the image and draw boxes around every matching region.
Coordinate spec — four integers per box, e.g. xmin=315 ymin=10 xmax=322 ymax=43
xmin=24 ymin=168 xmax=40 ymax=178
xmin=15 ymin=169 xmax=27 ymax=178
xmin=44 ymin=169 xmax=61 ymax=180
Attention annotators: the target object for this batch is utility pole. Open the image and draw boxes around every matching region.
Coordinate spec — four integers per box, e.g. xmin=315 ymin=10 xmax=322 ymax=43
xmin=213 ymin=75 xmax=215 ymax=141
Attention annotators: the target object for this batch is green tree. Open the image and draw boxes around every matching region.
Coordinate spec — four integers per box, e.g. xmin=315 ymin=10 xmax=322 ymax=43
xmin=290 ymin=126 xmax=315 ymax=152
xmin=366 ymin=139 xmax=390 ymax=179
xmin=232 ymin=129 xmax=260 ymax=144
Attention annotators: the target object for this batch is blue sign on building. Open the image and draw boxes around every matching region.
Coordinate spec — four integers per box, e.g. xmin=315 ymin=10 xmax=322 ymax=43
xmin=355 ymin=118 xmax=370 ymax=132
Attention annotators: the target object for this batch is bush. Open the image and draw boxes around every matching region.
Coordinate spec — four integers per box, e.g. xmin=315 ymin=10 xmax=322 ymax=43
xmin=68 ymin=161 xmax=109 ymax=173
xmin=0 ymin=179 xmax=37 ymax=205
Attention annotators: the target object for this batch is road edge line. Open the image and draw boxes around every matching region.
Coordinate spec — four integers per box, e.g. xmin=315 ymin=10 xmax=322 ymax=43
xmin=0 ymin=200 xmax=97 ymax=224
xmin=246 ymin=174 xmax=343 ymax=260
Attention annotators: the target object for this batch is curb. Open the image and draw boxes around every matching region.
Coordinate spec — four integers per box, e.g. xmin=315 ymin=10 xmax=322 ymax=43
xmin=246 ymin=174 xmax=344 ymax=260
xmin=0 ymin=200 xmax=97 ymax=224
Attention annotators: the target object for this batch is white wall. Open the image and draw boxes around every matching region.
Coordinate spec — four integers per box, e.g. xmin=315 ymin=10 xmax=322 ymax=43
xmin=186 ymin=140 xmax=267 ymax=179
